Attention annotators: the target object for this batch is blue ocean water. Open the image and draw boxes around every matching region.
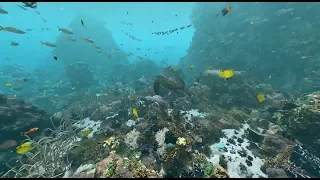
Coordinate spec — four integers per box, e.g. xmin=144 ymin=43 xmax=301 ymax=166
xmin=0 ymin=2 xmax=196 ymax=69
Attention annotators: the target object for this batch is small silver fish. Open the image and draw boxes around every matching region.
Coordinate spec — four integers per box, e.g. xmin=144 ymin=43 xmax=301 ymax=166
xmin=57 ymin=26 xmax=73 ymax=34
xmin=40 ymin=41 xmax=57 ymax=47
xmin=0 ymin=26 xmax=25 ymax=34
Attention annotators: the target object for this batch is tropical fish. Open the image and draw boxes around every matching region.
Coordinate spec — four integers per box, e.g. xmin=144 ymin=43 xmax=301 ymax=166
xmin=187 ymin=65 xmax=194 ymax=71
xmin=132 ymin=108 xmax=138 ymax=118
xmin=21 ymin=127 xmax=38 ymax=136
xmin=16 ymin=142 xmax=35 ymax=154
xmin=218 ymin=69 xmax=234 ymax=80
xmin=221 ymin=6 xmax=232 ymax=16
xmin=40 ymin=41 xmax=57 ymax=47
xmin=0 ymin=26 xmax=26 ymax=34
xmin=257 ymin=93 xmax=265 ymax=103
xmin=80 ymin=128 xmax=92 ymax=137
xmin=277 ymin=116 xmax=281 ymax=123
xmin=53 ymin=55 xmax=58 ymax=60
xmin=4 ymin=83 xmax=12 ymax=88
xmin=57 ymin=26 xmax=73 ymax=34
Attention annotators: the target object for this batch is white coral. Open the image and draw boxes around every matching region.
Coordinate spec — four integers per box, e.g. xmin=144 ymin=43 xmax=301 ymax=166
xmin=155 ymin=127 xmax=169 ymax=156
xmin=145 ymin=95 xmax=165 ymax=103
xmin=124 ymin=128 xmax=140 ymax=150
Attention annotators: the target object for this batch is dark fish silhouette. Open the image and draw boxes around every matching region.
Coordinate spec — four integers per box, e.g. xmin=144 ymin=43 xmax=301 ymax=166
xmin=22 ymin=2 xmax=37 ymax=9
xmin=81 ymin=19 xmax=85 ymax=28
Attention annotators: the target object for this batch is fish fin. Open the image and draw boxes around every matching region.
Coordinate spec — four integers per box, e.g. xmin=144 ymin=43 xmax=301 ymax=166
xmin=153 ymin=80 xmax=161 ymax=95
xmin=40 ymin=41 xmax=44 ymax=45
xmin=57 ymin=26 xmax=61 ymax=31
xmin=0 ymin=25 xmax=3 ymax=30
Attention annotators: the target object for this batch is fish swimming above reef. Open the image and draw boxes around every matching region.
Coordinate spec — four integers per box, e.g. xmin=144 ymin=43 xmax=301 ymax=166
xmin=21 ymin=127 xmax=39 ymax=136
xmin=218 ymin=69 xmax=234 ymax=80
xmin=221 ymin=6 xmax=232 ymax=16
xmin=202 ymin=69 xmax=245 ymax=78
xmin=153 ymin=74 xmax=185 ymax=95
xmin=257 ymin=93 xmax=265 ymax=103
xmin=132 ymin=108 xmax=138 ymax=118
xmin=4 ymin=83 xmax=12 ymax=88
xmin=216 ymin=5 xmax=231 ymax=22
xmin=16 ymin=142 xmax=35 ymax=154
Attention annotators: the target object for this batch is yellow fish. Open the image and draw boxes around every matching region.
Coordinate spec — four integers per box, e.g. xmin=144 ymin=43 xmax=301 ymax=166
xmin=4 ymin=83 xmax=12 ymax=87
xmin=189 ymin=65 xmax=194 ymax=71
xmin=80 ymin=128 xmax=92 ymax=137
xmin=132 ymin=108 xmax=138 ymax=118
xmin=16 ymin=142 xmax=35 ymax=154
xmin=257 ymin=93 xmax=265 ymax=103
xmin=277 ymin=116 xmax=281 ymax=123
xmin=218 ymin=69 xmax=234 ymax=80
xmin=301 ymin=56 xmax=312 ymax=59
xmin=103 ymin=93 xmax=108 ymax=96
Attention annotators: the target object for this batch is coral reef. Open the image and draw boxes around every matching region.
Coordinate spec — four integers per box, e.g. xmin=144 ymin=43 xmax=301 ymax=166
xmin=278 ymin=91 xmax=320 ymax=155
xmin=0 ymin=94 xmax=51 ymax=143
xmin=64 ymin=62 xmax=95 ymax=90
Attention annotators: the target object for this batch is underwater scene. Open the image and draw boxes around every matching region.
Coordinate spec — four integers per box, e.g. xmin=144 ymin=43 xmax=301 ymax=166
xmin=0 ymin=2 xmax=320 ymax=178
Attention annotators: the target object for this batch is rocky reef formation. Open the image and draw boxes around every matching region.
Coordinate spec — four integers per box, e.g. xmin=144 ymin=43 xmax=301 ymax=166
xmin=0 ymin=94 xmax=51 ymax=142
xmin=64 ymin=62 xmax=95 ymax=90
xmin=179 ymin=2 xmax=320 ymax=95
xmin=276 ymin=92 xmax=320 ymax=155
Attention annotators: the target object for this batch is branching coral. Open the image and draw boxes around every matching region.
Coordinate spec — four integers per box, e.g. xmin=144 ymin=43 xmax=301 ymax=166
xmin=124 ymin=128 xmax=141 ymax=150
xmin=155 ymin=127 xmax=169 ymax=156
